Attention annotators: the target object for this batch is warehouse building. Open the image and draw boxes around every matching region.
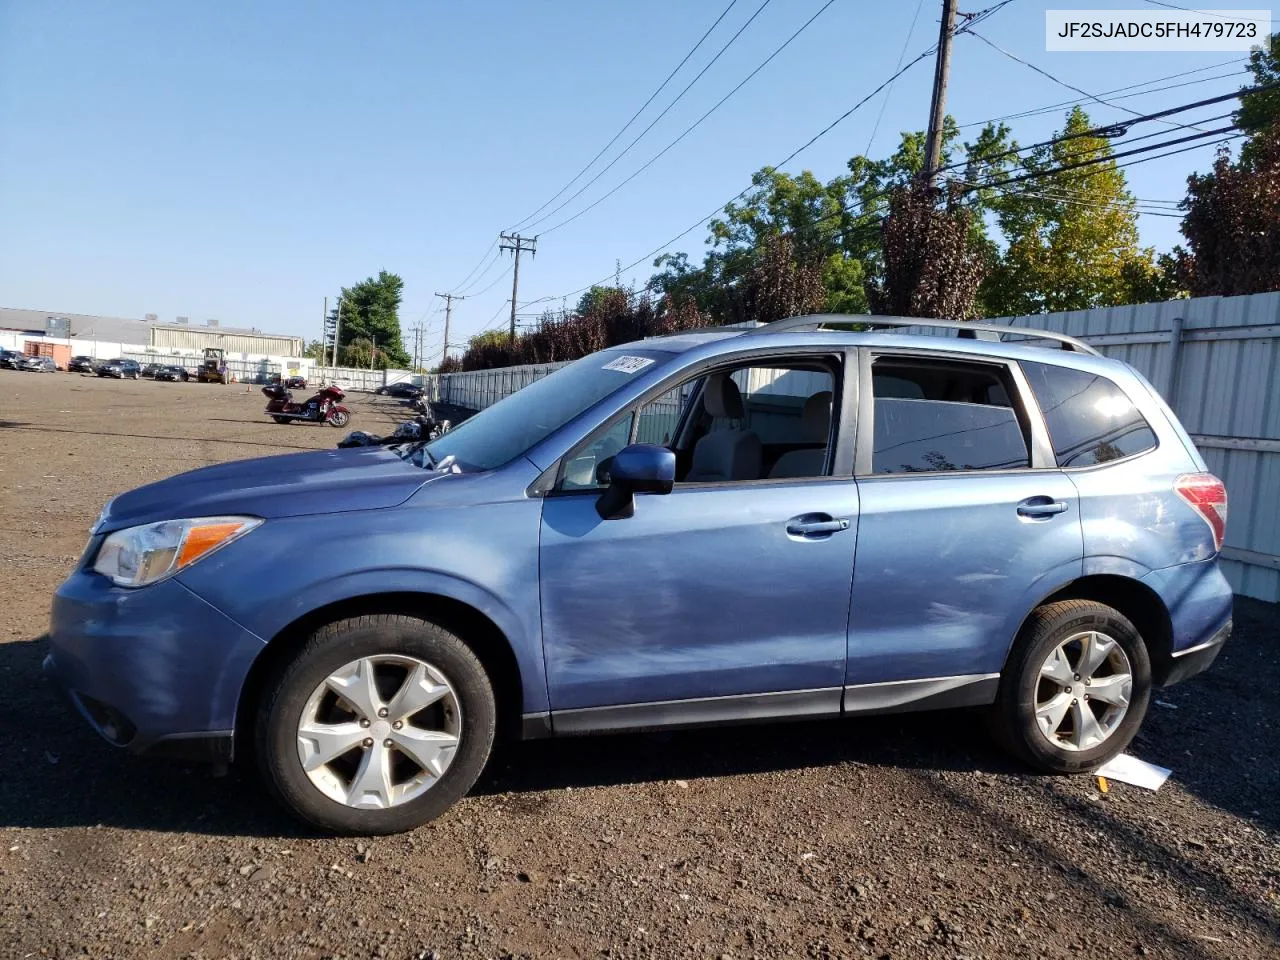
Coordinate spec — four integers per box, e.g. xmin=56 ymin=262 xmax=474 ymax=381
xmin=0 ymin=307 xmax=303 ymax=357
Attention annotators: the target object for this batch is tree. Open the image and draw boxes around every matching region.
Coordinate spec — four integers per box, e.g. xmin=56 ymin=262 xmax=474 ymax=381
xmin=869 ymin=182 xmax=988 ymax=319
xmin=1236 ymin=32 xmax=1280 ymax=147
xmin=1177 ymin=124 xmax=1280 ymax=296
xmin=302 ymin=339 xmax=326 ymax=361
xmin=981 ymin=107 xmax=1159 ymax=315
xmin=326 ymin=270 xmax=410 ymax=368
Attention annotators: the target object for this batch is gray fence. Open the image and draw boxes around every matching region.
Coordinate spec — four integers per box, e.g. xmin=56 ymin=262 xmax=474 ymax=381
xmin=314 ymin=367 xmax=430 ymax=394
xmin=431 ymin=293 xmax=1280 ymax=602
xmin=124 ymin=352 xmax=283 ymax=382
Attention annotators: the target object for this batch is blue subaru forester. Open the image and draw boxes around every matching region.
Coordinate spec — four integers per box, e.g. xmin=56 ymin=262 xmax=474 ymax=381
xmin=46 ymin=316 xmax=1233 ymax=834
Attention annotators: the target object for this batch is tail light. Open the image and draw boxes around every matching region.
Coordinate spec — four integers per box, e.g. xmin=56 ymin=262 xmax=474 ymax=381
xmin=1174 ymin=473 xmax=1228 ymax=552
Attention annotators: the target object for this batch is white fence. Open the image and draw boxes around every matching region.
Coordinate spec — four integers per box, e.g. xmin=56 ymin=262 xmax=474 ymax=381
xmin=314 ymin=367 xmax=425 ymax=394
xmin=430 ymin=292 xmax=1280 ymax=603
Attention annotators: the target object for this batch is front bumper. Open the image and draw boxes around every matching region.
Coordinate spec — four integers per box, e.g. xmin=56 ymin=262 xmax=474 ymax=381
xmin=45 ymin=570 xmax=265 ymax=760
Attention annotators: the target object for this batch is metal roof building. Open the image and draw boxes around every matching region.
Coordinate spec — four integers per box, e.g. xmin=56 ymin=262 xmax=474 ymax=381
xmin=0 ymin=307 xmax=303 ymax=357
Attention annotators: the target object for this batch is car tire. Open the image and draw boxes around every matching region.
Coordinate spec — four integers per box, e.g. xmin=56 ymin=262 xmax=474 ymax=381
xmin=255 ymin=614 xmax=496 ymax=835
xmin=990 ymin=599 xmax=1151 ymax=774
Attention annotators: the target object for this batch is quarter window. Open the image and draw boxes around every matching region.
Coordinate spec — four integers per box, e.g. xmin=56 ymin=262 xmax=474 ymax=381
xmin=869 ymin=357 xmax=1029 ymax=474
xmin=1021 ymin=360 xmax=1157 ymax=467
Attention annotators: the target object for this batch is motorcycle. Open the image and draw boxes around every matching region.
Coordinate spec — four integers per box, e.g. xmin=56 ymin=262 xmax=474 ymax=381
xmin=337 ymin=414 xmax=451 ymax=449
xmin=263 ymin=384 xmax=352 ymax=427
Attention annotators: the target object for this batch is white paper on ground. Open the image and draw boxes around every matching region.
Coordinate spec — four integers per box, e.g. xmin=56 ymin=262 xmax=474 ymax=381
xmin=1094 ymin=753 xmax=1172 ymax=791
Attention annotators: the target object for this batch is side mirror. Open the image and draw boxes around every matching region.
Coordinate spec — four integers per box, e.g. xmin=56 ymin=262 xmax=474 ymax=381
xmin=595 ymin=443 xmax=675 ymax=520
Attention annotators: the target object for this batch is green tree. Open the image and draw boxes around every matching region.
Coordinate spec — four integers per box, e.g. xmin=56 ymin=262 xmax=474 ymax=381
xmin=981 ymin=107 xmax=1158 ymax=315
xmin=326 ymin=270 xmax=410 ymax=368
xmin=302 ymin=339 xmax=327 ymax=361
xmin=1237 ymin=32 xmax=1280 ymax=145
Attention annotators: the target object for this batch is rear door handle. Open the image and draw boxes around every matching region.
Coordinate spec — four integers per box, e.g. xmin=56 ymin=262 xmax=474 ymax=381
xmin=786 ymin=515 xmax=851 ymax=537
xmin=1017 ymin=498 xmax=1069 ymax=518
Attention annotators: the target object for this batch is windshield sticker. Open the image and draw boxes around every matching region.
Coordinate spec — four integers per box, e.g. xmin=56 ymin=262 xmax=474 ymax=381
xmin=602 ymin=355 xmax=655 ymax=374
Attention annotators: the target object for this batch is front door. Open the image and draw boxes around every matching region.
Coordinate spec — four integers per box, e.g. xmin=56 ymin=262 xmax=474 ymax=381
xmin=845 ymin=351 xmax=1084 ymax=708
xmin=538 ymin=353 xmax=859 ymax=731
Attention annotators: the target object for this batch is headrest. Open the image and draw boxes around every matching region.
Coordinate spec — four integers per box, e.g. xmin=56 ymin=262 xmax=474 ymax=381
xmin=803 ymin=391 xmax=832 ymax=442
xmin=704 ymin=374 xmax=745 ymax=420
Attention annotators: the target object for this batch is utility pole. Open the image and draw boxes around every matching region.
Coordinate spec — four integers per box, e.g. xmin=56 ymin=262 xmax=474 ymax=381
xmin=434 ymin=291 xmax=465 ymax=366
xmin=498 ymin=233 xmax=537 ymax=342
xmin=924 ymin=0 xmax=958 ymax=182
xmin=331 ymin=298 xmax=343 ymax=370
xmin=321 ymin=296 xmax=328 ymax=382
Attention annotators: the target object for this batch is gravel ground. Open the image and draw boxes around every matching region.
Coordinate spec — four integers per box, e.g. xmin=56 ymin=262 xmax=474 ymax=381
xmin=0 ymin=372 xmax=1277 ymax=960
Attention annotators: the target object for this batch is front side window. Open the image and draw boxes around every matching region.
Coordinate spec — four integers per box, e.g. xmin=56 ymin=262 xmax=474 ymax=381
xmin=869 ymin=357 xmax=1029 ymax=474
xmin=410 ymin=347 xmax=673 ymax=471
xmin=1021 ymin=360 xmax=1157 ymax=467
xmin=555 ymin=357 xmax=839 ymax=490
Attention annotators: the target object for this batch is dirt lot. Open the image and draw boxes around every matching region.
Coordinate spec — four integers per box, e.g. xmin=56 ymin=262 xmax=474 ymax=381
xmin=0 ymin=371 xmax=1277 ymax=960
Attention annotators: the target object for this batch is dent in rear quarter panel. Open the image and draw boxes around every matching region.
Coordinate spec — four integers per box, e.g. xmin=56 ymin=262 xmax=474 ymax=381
xmin=1141 ymin=559 xmax=1234 ymax=652
xmin=1070 ymin=448 xmax=1219 ymax=577
xmin=175 ymin=465 xmax=551 ymax=714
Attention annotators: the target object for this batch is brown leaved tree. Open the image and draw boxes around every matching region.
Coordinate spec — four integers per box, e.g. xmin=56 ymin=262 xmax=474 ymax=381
xmin=869 ymin=182 xmax=987 ymax=319
xmin=1178 ymin=123 xmax=1280 ymax=297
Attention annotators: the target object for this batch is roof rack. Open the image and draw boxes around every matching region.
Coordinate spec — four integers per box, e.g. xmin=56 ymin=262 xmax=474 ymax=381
xmin=748 ymin=314 xmax=1100 ymax=356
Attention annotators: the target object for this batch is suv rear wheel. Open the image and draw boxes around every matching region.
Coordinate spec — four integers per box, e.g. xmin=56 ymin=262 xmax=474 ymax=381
xmin=991 ymin=600 xmax=1151 ymax=773
xmin=256 ymin=614 xmax=496 ymax=834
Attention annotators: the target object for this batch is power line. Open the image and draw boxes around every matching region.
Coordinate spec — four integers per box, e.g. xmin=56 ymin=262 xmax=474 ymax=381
xmin=506 ymin=0 xmax=743 ymax=232
xmin=454 ymin=246 xmax=505 ymax=295
xmin=957 ymin=61 xmax=1249 ymax=128
xmin=447 ymin=240 xmax=497 ymax=293
xmin=464 ymin=261 xmax=514 ymax=299
xmin=963 ymin=28 xmax=1211 ymax=133
xmin=966 ymin=124 xmax=1239 ymax=192
xmin=1141 ymin=0 xmax=1277 ymax=23
xmin=518 ymin=43 xmax=938 ymax=310
xmin=527 ymin=0 xmax=839 ymax=238
xmin=864 ymin=0 xmax=928 ymax=155
xmin=513 ymin=0 xmax=777 ymax=234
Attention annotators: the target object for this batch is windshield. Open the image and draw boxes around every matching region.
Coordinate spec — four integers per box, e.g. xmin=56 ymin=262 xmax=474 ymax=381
xmin=406 ymin=347 xmax=672 ymax=471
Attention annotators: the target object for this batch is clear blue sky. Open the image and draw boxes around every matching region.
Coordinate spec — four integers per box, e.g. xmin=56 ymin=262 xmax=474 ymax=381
xmin=0 ymin=1 xmax=1256 ymax=362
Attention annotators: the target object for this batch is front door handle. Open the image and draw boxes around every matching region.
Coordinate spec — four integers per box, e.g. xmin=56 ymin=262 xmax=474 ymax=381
xmin=786 ymin=514 xmax=851 ymax=537
xmin=1017 ymin=498 xmax=1069 ymax=518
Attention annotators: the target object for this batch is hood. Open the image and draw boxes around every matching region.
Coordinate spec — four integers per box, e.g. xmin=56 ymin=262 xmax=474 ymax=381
xmin=99 ymin=446 xmax=438 ymax=531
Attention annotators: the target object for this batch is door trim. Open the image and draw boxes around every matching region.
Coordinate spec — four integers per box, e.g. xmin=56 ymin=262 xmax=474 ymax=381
xmin=552 ymin=687 xmax=843 ymax=735
xmin=544 ymin=672 xmax=1002 ymax=737
xmin=842 ymin=673 xmax=1000 ymax=714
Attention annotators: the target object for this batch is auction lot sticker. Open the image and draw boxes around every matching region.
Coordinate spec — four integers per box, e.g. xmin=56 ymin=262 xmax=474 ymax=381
xmin=603 ymin=355 xmax=656 ymax=374
xmin=1046 ymin=9 xmax=1271 ymax=51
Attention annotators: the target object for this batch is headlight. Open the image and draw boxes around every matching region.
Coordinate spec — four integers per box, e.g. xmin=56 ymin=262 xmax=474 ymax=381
xmin=93 ymin=516 xmax=261 ymax=588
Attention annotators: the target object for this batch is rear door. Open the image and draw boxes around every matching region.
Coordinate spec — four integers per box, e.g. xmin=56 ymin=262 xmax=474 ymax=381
xmin=845 ymin=349 xmax=1083 ymax=710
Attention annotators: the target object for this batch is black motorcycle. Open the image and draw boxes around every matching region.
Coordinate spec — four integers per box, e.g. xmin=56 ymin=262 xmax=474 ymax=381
xmin=337 ymin=415 xmax=451 ymax=449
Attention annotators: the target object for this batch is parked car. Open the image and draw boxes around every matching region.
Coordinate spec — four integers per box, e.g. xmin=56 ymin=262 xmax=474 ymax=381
xmin=377 ymin=381 xmax=423 ymax=400
xmin=285 ymin=375 xmax=307 ymax=390
xmin=0 ymin=349 xmax=25 ymax=370
xmin=154 ymin=365 xmax=189 ymax=382
xmin=68 ymin=355 xmax=97 ymax=373
xmin=96 ymin=358 xmax=141 ymax=380
xmin=20 ymin=355 xmax=58 ymax=372
xmin=46 ymin=316 xmax=1233 ymax=835
xmin=141 ymin=363 xmax=166 ymax=378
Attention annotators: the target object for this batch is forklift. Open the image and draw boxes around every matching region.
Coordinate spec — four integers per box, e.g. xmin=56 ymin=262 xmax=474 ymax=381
xmin=197 ymin=347 xmax=228 ymax=384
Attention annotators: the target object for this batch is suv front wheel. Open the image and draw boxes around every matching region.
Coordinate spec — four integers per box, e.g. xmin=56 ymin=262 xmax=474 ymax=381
xmin=255 ymin=614 xmax=496 ymax=834
xmin=991 ymin=600 xmax=1151 ymax=773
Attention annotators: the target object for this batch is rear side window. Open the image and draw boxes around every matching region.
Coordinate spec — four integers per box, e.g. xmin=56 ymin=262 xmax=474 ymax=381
xmin=1021 ymin=361 xmax=1157 ymax=467
xmin=870 ymin=358 xmax=1029 ymax=474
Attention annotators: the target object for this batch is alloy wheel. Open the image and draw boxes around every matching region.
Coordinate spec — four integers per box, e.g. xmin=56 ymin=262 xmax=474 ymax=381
xmin=296 ymin=655 xmax=461 ymax=809
xmin=1034 ymin=630 xmax=1133 ymax=751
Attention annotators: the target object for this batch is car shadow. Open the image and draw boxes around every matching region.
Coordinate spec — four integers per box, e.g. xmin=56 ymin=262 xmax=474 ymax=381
xmin=2 ymin=633 xmax=1010 ymax=838
xmin=3 ymin=598 xmax=1275 ymax=842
